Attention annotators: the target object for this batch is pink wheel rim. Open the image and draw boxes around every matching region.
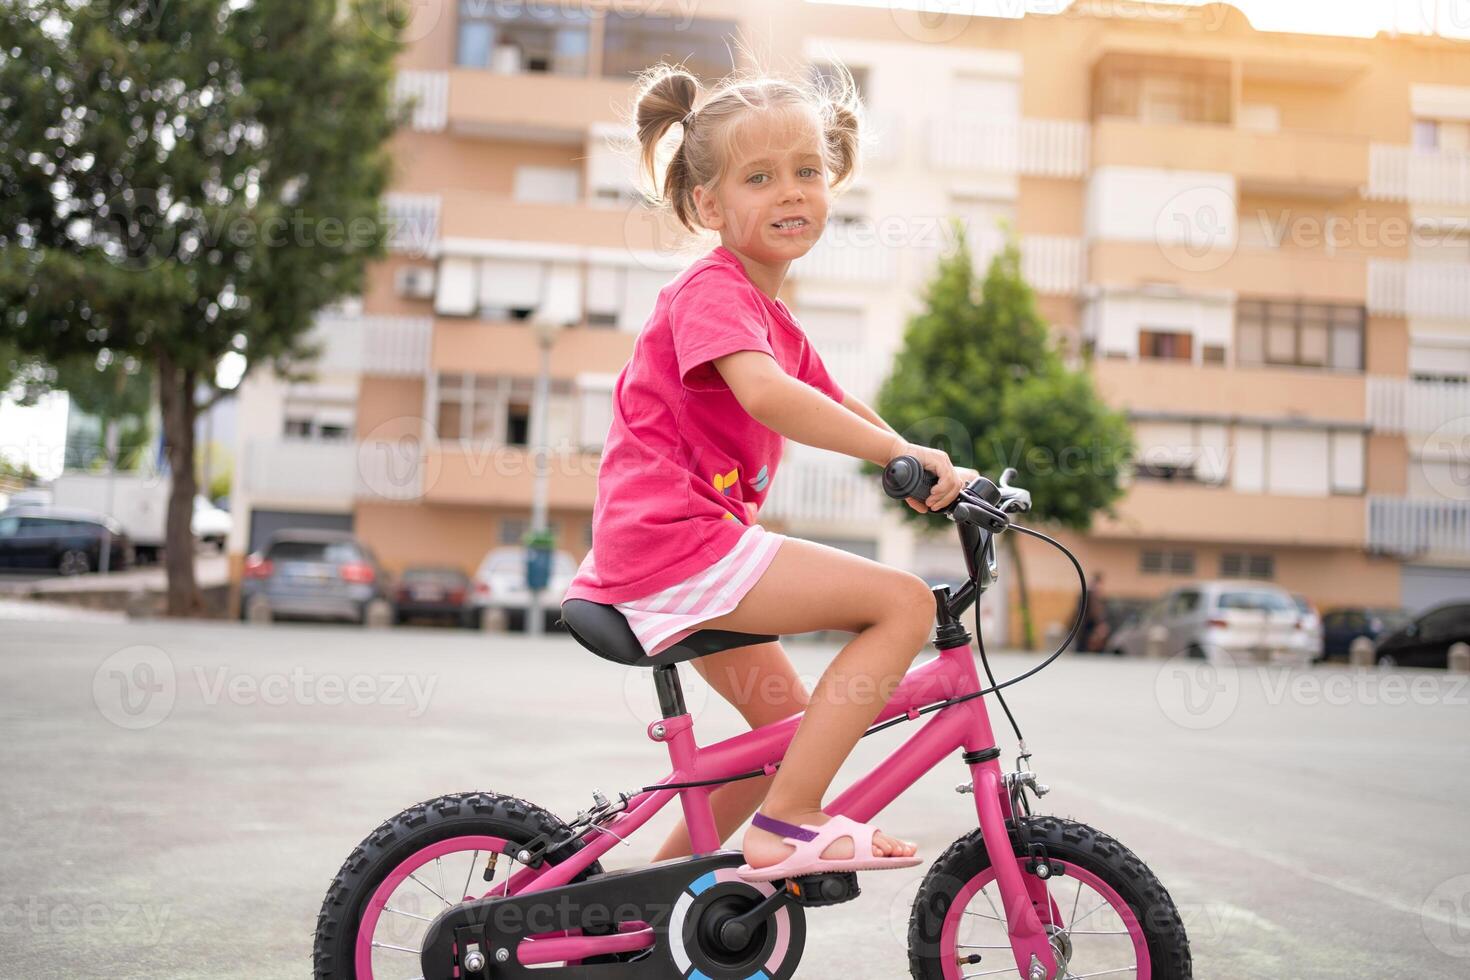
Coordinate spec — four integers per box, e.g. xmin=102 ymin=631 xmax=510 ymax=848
xmin=938 ymin=859 xmax=1151 ymax=979
xmin=354 ymin=834 xmax=546 ymax=980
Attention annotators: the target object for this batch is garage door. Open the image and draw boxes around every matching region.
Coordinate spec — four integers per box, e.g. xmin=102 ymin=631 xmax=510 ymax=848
xmin=248 ymin=509 xmax=353 ymax=553
xmin=1401 ymin=564 xmax=1470 ymax=615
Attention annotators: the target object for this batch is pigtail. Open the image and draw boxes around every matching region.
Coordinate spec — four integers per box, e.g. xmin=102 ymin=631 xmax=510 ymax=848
xmin=635 ymin=65 xmax=703 ymax=232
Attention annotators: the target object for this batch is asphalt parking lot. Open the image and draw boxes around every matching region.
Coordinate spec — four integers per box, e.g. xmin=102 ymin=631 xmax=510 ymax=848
xmin=1 ymin=616 xmax=1467 ymax=978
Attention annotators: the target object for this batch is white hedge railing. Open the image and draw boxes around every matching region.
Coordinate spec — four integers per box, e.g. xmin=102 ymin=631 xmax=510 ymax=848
xmin=1368 ymin=144 xmax=1470 ymax=206
xmin=1368 ymin=496 xmax=1470 ymax=557
xmin=927 ymin=118 xmax=1090 ymax=178
xmin=394 ymin=70 xmax=449 ymax=132
xmin=1367 ymin=260 xmax=1470 ymax=320
xmin=384 ymin=193 xmax=441 ymax=255
xmin=1368 ymin=376 xmax=1470 ymax=435
xmin=763 ymin=460 xmax=885 ymax=525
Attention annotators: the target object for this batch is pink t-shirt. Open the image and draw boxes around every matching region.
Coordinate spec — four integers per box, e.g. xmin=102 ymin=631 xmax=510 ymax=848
xmin=564 ymin=245 xmax=845 ymax=604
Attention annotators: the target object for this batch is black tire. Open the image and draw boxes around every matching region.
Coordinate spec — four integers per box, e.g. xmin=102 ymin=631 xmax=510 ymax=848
xmin=313 ymin=791 xmax=611 ymax=979
xmin=909 ymin=816 xmax=1191 ymax=980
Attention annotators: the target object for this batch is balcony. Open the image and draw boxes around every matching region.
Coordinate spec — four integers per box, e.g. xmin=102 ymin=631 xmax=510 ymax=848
xmin=422 ymin=445 xmax=600 ymax=509
xmin=431 ymin=320 xmax=634 ymax=379
xmin=445 ymin=69 xmax=628 ymax=141
xmin=926 ymin=118 xmax=1090 ymax=179
xmin=1089 ymin=241 xmax=1367 ymax=305
xmin=1093 ymin=482 xmax=1366 ymax=549
xmin=1368 ymin=496 xmax=1470 ymax=558
xmin=238 ymin=439 xmax=360 ymax=507
xmin=789 ymin=234 xmax=898 ymax=284
xmin=437 ymin=191 xmax=681 ymax=256
xmin=384 ymin=193 xmax=440 ymax=257
xmin=1368 ymin=376 xmax=1470 ymax=436
xmin=1093 ymin=360 xmax=1365 ymax=425
xmin=1367 ymin=260 xmax=1470 ymax=320
xmin=762 ymin=460 xmax=884 ymax=527
xmin=1093 ymin=118 xmax=1369 ymax=194
xmin=307 ymin=314 xmax=433 ymax=377
xmin=1367 ymin=144 xmax=1470 ymax=207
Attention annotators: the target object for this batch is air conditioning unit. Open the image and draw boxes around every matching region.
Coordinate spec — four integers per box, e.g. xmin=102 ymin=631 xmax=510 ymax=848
xmin=394 ymin=265 xmax=436 ymax=300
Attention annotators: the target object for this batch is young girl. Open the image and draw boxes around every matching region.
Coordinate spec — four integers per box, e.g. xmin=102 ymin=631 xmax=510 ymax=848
xmin=562 ymin=62 xmax=974 ymax=882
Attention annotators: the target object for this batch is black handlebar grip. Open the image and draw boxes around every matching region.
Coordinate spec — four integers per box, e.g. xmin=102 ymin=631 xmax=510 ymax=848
xmin=882 ymin=454 xmax=938 ymax=503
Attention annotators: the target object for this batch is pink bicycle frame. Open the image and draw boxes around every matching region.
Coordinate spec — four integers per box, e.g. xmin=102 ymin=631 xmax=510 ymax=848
xmin=498 ymin=633 xmax=1059 ymax=979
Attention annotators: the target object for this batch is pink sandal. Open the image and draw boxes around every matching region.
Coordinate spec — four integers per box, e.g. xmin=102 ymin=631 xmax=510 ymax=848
xmin=735 ymin=811 xmax=923 ymax=882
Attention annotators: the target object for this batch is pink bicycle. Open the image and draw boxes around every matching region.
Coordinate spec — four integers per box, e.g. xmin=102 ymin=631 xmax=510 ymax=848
xmin=314 ymin=457 xmax=1192 ymax=979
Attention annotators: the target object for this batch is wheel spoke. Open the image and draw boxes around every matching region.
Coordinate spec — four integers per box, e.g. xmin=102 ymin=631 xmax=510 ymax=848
xmin=371 ymin=940 xmax=420 ymax=954
xmin=1065 ymin=968 xmax=1137 ymax=978
xmin=462 ymin=850 xmax=478 ymax=902
xmin=409 ymin=871 xmax=451 ymax=907
xmin=382 ymin=905 xmax=434 ymax=923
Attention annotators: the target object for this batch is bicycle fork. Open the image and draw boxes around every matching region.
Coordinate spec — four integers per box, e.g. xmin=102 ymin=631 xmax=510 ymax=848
xmin=955 ymin=667 xmax=1060 ymax=980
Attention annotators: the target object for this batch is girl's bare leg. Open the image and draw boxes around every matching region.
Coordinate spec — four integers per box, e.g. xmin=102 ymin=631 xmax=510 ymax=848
xmin=693 ymin=537 xmax=937 ymax=870
xmin=652 ymin=640 xmax=810 ymax=862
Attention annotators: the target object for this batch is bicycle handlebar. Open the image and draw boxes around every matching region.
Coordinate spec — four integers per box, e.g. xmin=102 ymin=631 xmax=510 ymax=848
xmin=880 ymin=455 xmax=1025 ymax=534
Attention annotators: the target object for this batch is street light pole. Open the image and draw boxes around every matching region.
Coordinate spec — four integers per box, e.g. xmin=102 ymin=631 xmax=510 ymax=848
xmin=526 ymin=317 xmax=558 ymax=638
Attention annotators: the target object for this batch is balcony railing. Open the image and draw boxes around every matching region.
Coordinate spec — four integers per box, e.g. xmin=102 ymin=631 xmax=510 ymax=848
xmin=1368 ymin=376 xmax=1470 ymax=435
xmin=1020 ymin=235 xmax=1086 ymax=295
xmin=307 ymin=314 xmax=432 ymax=377
xmin=1367 ymin=260 xmax=1470 ymax=320
xmin=762 ymin=460 xmax=884 ymax=526
xmin=926 ymin=118 xmax=1090 ymax=178
xmin=789 ymin=234 xmax=898 ymax=283
xmin=238 ymin=439 xmax=360 ymax=505
xmin=1368 ymin=144 xmax=1470 ymax=206
xmin=395 ymin=70 xmax=449 ymax=132
xmin=1368 ymin=495 xmax=1470 ymax=557
xmin=384 ymin=193 xmax=441 ymax=256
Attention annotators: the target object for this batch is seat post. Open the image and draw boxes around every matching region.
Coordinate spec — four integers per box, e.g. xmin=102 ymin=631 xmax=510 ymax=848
xmin=652 ymin=664 xmax=686 ymax=718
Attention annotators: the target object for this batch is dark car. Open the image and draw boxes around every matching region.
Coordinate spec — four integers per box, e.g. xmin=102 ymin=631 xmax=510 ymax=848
xmin=240 ymin=530 xmax=393 ymax=626
xmin=1374 ymin=601 xmax=1470 ymax=668
xmin=1318 ymin=606 xmax=1412 ymax=662
xmin=394 ymin=566 xmax=475 ymax=628
xmin=0 ymin=508 xmax=133 ymax=575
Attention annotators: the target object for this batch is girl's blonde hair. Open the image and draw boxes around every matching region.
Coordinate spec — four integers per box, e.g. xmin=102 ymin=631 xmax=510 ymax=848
xmin=632 ymin=60 xmax=864 ymax=233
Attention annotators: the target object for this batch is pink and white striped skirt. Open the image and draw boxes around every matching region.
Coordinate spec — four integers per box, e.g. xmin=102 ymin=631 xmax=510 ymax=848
xmin=613 ymin=524 xmax=786 ymax=657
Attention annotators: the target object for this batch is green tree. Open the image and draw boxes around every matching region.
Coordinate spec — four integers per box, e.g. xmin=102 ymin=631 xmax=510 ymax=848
xmin=0 ymin=0 xmax=404 ymax=613
xmin=875 ymin=224 xmax=1134 ymax=649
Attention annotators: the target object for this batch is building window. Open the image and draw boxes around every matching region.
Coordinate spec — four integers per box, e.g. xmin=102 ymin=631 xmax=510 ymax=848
xmin=457 ymin=3 xmax=590 ymax=75
xmin=435 ymin=374 xmax=575 ymax=446
xmin=601 ymin=16 xmax=737 ymax=82
xmin=1202 ymin=344 xmax=1226 ymax=364
xmin=1413 ymin=119 xmax=1439 ymax=151
xmin=1236 ymin=300 xmax=1363 ymax=371
xmin=810 ymin=61 xmax=869 ymax=100
xmin=1138 ymin=329 xmax=1193 ymax=361
xmin=499 ymin=517 xmax=529 ymax=546
xmin=1141 ymin=549 xmax=1195 ymax=575
xmin=1220 ymin=552 xmax=1274 ymax=580
xmin=584 ymin=520 xmax=594 ymax=548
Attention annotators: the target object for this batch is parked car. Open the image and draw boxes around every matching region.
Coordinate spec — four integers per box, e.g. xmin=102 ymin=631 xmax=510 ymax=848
xmin=1103 ymin=598 xmax=1164 ymax=658
xmin=1103 ymin=580 xmax=1301 ymax=663
xmin=470 ymin=546 xmax=576 ymax=632
xmin=240 ymin=530 xmax=393 ymax=626
xmin=0 ymin=508 xmax=133 ymax=574
xmin=192 ymin=495 xmax=232 ymax=551
xmin=1289 ymin=593 xmax=1323 ymax=663
xmin=1317 ymin=606 xmax=1412 ymax=662
xmin=1373 ymin=601 xmax=1470 ymax=668
xmin=394 ymin=566 xmax=475 ymax=628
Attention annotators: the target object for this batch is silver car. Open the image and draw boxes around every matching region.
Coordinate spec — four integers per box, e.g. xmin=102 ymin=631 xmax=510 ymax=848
xmin=1106 ymin=580 xmax=1304 ymax=664
xmin=469 ymin=546 xmax=576 ymax=632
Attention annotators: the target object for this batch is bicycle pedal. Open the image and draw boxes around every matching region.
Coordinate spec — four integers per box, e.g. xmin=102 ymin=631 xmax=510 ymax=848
xmin=784 ymin=872 xmax=860 ymax=907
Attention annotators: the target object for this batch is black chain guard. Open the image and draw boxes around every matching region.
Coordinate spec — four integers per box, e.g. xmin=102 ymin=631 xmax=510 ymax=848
xmin=420 ymin=849 xmax=806 ymax=980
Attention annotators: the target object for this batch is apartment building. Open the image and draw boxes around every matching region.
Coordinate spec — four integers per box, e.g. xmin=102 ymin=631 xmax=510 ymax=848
xmin=228 ymin=1 xmax=1470 ymax=637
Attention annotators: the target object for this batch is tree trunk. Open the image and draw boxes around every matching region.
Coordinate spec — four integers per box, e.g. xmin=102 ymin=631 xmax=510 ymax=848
xmin=157 ymin=350 xmax=203 ymax=617
xmin=1005 ymin=532 xmax=1035 ymax=651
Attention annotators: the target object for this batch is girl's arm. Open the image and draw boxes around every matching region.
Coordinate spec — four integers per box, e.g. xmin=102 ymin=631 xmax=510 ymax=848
xmin=844 ymin=391 xmax=982 ymax=487
xmin=713 ymin=351 xmax=965 ymax=512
